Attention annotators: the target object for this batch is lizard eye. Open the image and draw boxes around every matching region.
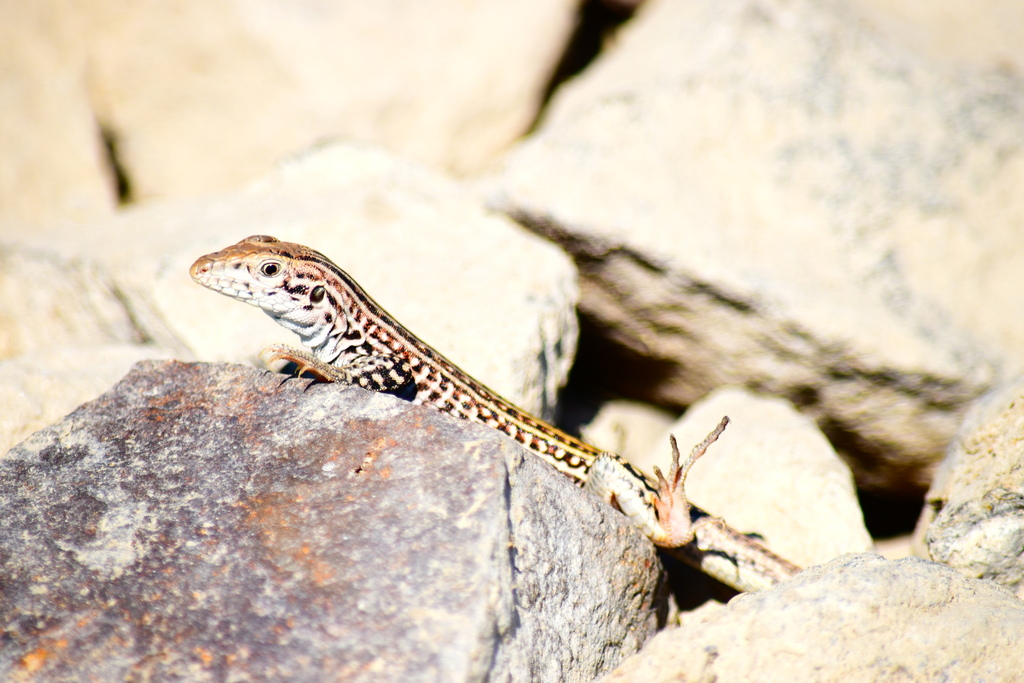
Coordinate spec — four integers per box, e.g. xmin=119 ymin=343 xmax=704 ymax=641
xmin=259 ymin=260 xmax=282 ymax=277
xmin=310 ymin=285 xmax=326 ymax=303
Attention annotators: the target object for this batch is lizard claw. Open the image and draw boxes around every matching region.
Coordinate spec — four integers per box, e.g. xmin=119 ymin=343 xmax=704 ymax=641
xmin=650 ymin=416 xmax=730 ymax=547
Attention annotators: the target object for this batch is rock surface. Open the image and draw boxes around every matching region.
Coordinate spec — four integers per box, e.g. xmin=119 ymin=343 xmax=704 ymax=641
xmin=489 ymin=0 xmax=1024 ymax=494
xmin=850 ymin=0 xmax=1024 ymax=73
xmin=604 ymin=553 xmax=1024 ymax=682
xmin=0 ymin=361 xmax=664 ymax=682
xmin=914 ymin=377 xmax=1024 ymax=597
xmin=1 ymin=0 xmax=577 ymax=224
xmin=0 ymin=3 xmax=116 ymax=225
xmin=579 ymin=399 xmax=677 ymax=467
xmin=0 ymin=246 xmax=144 ymax=359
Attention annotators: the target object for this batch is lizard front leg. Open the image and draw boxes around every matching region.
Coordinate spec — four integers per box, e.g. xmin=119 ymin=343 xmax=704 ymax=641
xmin=260 ymin=343 xmax=414 ymax=392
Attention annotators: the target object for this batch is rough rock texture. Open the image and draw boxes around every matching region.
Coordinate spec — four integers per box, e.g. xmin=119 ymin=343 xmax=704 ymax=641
xmin=489 ymin=0 xmax=1024 ymax=493
xmin=644 ymin=388 xmax=873 ymax=570
xmin=604 ymin=554 xmax=1024 ymax=682
xmin=914 ymin=377 xmax=1024 ymax=598
xmin=0 ymin=361 xmax=664 ymax=682
xmin=1 ymin=143 xmax=577 ymax=433
xmin=0 ymin=0 xmax=576 ymax=224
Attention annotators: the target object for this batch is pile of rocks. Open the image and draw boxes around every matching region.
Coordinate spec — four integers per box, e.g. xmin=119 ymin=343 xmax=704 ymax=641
xmin=4 ymin=1 xmax=1024 ymax=679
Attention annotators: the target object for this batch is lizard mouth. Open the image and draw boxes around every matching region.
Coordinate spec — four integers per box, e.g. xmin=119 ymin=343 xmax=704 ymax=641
xmin=189 ymin=254 xmax=257 ymax=302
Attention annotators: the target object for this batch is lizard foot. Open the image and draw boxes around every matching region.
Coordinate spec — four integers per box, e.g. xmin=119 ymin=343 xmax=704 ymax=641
xmin=649 ymin=416 xmax=730 ymax=548
xmin=259 ymin=344 xmax=350 ymax=383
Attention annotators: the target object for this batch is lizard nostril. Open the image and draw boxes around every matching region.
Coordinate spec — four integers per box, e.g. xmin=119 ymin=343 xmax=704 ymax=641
xmin=189 ymin=258 xmax=211 ymax=280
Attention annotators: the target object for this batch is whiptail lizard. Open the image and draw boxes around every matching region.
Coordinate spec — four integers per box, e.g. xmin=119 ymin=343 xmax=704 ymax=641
xmin=190 ymin=235 xmax=800 ymax=592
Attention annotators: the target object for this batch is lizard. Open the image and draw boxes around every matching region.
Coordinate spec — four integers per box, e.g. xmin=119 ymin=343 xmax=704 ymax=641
xmin=190 ymin=235 xmax=801 ymax=592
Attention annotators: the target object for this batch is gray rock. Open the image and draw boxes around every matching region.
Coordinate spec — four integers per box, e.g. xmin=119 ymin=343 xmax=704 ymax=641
xmin=490 ymin=0 xmax=1024 ymax=493
xmin=0 ymin=361 xmax=664 ymax=682
xmin=604 ymin=553 xmax=1024 ymax=682
xmin=914 ymin=377 xmax=1024 ymax=597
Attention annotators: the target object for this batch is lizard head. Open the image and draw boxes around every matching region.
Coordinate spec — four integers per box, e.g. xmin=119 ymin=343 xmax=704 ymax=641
xmin=190 ymin=235 xmax=343 ymax=351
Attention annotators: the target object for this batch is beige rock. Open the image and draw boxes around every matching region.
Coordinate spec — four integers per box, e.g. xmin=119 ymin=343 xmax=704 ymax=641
xmin=0 ymin=3 xmax=116 ymax=225
xmin=85 ymin=0 xmax=574 ymax=201
xmin=0 ymin=344 xmax=175 ymax=456
xmin=850 ymin=0 xmax=1024 ymax=73
xmin=914 ymin=377 xmax=1024 ymax=597
xmin=9 ymin=143 xmax=579 ymax=420
xmin=604 ymin=554 xmax=1024 ymax=682
xmin=491 ymin=0 xmax=1024 ymax=493
xmin=2 ymin=0 xmax=576 ymax=223
xmin=579 ymin=399 xmax=677 ymax=465
xmin=647 ymin=387 xmax=872 ymax=570
xmin=0 ymin=245 xmax=142 ymax=359
xmin=873 ymin=534 xmax=913 ymax=560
